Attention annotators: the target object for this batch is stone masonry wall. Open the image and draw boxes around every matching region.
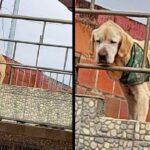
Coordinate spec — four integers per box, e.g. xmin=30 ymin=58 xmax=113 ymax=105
xmin=76 ymin=96 xmax=150 ymax=149
xmin=0 ymin=84 xmax=72 ymax=128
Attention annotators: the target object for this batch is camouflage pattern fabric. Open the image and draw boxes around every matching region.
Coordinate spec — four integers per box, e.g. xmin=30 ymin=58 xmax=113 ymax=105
xmin=120 ymin=42 xmax=150 ymax=86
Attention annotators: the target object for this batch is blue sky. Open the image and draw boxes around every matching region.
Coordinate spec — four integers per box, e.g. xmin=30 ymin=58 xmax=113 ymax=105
xmin=0 ymin=0 xmax=72 ymax=85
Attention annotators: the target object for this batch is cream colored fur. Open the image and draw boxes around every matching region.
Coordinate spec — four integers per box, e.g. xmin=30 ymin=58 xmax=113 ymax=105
xmin=0 ymin=55 xmax=6 ymax=84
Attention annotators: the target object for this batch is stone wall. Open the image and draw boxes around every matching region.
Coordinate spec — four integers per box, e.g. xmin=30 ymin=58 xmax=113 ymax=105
xmin=75 ymin=96 xmax=150 ymax=149
xmin=0 ymin=84 xmax=72 ymax=128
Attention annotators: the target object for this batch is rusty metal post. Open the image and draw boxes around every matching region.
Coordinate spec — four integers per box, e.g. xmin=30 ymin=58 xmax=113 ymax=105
xmin=9 ymin=42 xmax=17 ymax=85
xmin=61 ymin=48 xmax=69 ymax=90
xmin=75 ymin=53 xmax=81 ymax=92
xmin=142 ymin=17 xmax=150 ymax=67
xmin=90 ymin=0 xmax=95 ymax=10
xmin=34 ymin=21 xmax=46 ymax=87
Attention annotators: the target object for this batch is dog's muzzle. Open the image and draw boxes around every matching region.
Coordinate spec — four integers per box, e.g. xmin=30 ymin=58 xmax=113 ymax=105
xmin=98 ymin=49 xmax=108 ymax=64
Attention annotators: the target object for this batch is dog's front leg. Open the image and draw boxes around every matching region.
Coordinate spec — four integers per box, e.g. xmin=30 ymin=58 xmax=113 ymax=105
xmin=120 ymin=84 xmax=137 ymax=120
xmin=130 ymin=83 xmax=150 ymax=122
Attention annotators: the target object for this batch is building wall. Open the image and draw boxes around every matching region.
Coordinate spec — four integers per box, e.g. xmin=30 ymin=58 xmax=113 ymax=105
xmin=75 ymin=1 xmax=150 ymax=121
xmin=2 ymin=56 xmax=71 ymax=92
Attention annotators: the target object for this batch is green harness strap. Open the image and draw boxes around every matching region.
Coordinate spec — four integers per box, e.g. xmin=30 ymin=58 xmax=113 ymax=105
xmin=120 ymin=42 xmax=150 ymax=86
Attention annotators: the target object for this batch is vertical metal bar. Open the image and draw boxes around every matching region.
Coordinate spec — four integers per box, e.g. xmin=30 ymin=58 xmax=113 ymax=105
xmin=63 ymin=48 xmax=69 ymax=70
xmin=51 ymin=73 xmax=56 ymax=91
xmin=142 ymin=17 xmax=150 ymax=67
xmin=0 ymin=0 xmax=3 ymax=10
xmin=61 ymin=48 xmax=69 ymax=91
xmin=61 ymin=74 xmax=65 ymax=91
xmin=48 ymin=72 xmax=51 ymax=89
xmin=51 ymin=73 xmax=54 ymax=90
xmin=90 ymin=0 xmax=95 ymax=10
xmin=12 ymin=42 xmax=17 ymax=60
xmin=9 ymin=42 xmax=17 ymax=84
xmin=6 ymin=0 xmax=20 ymax=58
xmin=15 ymin=68 xmax=19 ymax=85
xmin=75 ymin=67 xmax=79 ymax=91
xmin=75 ymin=53 xmax=81 ymax=92
xmin=55 ymin=73 xmax=58 ymax=91
xmin=34 ymin=21 xmax=46 ymax=87
xmin=28 ymin=69 xmax=32 ymax=87
xmin=21 ymin=69 xmax=25 ymax=86
xmin=69 ymin=75 xmax=72 ymax=87
xmin=41 ymin=72 xmax=44 ymax=88
xmin=62 ymin=74 xmax=65 ymax=84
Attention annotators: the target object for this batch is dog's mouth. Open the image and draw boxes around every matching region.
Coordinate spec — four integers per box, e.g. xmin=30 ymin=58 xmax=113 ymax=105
xmin=96 ymin=62 xmax=111 ymax=67
xmin=97 ymin=55 xmax=114 ymax=66
xmin=97 ymin=57 xmax=111 ymax=66
xmin=98 ymin=55 xmax=107 ymax=64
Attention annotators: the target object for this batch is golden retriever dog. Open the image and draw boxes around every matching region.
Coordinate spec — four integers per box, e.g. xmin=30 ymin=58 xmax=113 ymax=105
xmin=0 ymin=55 xmax=6 ymax=84
xmin=90 ymin=20 xmax=150 ymax=122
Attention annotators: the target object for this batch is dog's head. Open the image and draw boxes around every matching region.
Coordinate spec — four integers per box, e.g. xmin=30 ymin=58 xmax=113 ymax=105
xmin=90 ymin=20 xmax=133 ymax=65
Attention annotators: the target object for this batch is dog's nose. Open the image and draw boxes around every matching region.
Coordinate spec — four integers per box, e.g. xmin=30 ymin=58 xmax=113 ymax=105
xmin=98 ymin=49 xmax=108 ymax=63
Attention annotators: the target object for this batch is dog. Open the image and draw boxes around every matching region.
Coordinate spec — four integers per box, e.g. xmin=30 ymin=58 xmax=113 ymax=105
xmin=90 ymin=20 xmax=150 ymax=122
xmin=0 ymin=55 xmax=6 ymax=84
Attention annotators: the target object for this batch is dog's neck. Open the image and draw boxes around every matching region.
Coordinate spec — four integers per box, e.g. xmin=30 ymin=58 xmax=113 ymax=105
xmin=107 ymin=41 xmax=136 ymax=81
xmin=107 ymin=47 xmax=133 ymax=81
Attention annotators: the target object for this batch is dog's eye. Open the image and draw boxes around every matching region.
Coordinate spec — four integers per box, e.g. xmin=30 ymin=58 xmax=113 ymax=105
xmin=110 ymin=40 xmax=117 ymax=44
xmin=96 ymin=40 xmax=101 ymax=44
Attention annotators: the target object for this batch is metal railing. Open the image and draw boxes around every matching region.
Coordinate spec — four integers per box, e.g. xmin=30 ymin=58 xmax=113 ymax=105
xmin=0 ymin=13 xmax=72 ymax=93
xmin=0 ymin=13 xmax=72 ymax=24
xmin=0 ymin=13 xmax=72 ymax=130
xmin=75 ymin=0 xmax=150 ymax=87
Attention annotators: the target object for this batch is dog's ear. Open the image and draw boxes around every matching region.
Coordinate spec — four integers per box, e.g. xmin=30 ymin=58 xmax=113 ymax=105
xmin=89 ymin=29 xmax=96 ymax=54
xmin=118 ymin=31 xmax=133 ymax=58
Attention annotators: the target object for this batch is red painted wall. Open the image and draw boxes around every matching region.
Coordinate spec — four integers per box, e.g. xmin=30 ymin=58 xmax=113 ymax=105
xmin=76 ymin=1 xmax=150 ymax=121
xmin=2 ymin=56 xmax=70 ymax=92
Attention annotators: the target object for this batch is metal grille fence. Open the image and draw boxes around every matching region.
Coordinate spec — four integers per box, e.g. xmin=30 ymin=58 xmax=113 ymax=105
xmin=75 ymin=0 xmax=150 ymax=90
xmin=0 ymin=12 xmax=72 ymax=130
xmin=0 ymin=13 xmax=72 ymax=93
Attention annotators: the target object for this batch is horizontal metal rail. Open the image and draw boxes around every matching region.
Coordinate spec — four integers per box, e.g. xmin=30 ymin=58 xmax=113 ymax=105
xmin=0 ymin=13 xmax=72 ymax=24
xmin=75 ymin=8 xmax=150 ymax=70
xmin=0 ymin=62 xmax=72 ymax=75
xmin=0 ymin=38 xmax=72 ymax=49
xmin=0 ymin=115 xmax=72 ymax=130
xmin=75 ymin=8 xmax=150 ymax=18
xmin=77 ymin=63 xmax=150 ymax=73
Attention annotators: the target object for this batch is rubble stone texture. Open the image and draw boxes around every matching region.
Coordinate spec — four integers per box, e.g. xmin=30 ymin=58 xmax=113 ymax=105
xmin=76 ymin=96 xmax=150 ymax=149
xmin=0 ymin=84 xmax=72 ymax=128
